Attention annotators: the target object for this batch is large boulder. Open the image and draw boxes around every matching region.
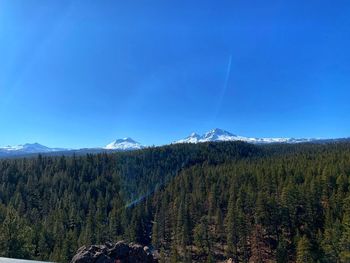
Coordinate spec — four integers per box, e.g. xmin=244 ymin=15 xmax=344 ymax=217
xmin=71 ymin=241 xmax=157 ymax=263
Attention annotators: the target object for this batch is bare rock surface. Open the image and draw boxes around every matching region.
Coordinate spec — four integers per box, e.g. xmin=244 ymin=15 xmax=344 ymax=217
xmin=71 ymin=241 xmax=157 ymax=263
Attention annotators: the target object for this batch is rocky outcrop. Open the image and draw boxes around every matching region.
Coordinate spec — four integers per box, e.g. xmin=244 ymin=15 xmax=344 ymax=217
xmin=71 ymin=241 xmax=157 ymax=263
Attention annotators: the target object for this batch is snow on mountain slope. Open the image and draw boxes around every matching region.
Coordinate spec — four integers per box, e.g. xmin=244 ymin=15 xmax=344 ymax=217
xmin=104 ymin=137 xmax=144 ymax=151
xmin=175 ymin=133 xmax=202 ymax=144
xmin=0 ymin=138 xmax=145 ymax=157
xmin=174 ymin=128 xmax=313 ymax=144
xmin=201 ymin=128 xmax=240 ymax=142
xmin=0 ymin=131 xmax=346 ymax=158
xmin=0 ymin=143 xmax=68 ymax=156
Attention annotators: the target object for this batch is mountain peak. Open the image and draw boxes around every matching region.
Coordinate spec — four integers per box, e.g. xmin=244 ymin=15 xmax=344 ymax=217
xmin=23 ymin=142 xmax=48 ymax=148
xmin=175 ymin=132 xmax=202 ymax=144
xmin=105 ymin=137 xmax=143 ymax=151
xmin=122 ymin=137 xmax=135 ymax=142
xmin=174 ymin=128 xmax=314 ymax=144
xmin=210 ymin=128 xmax=225 ymax=133
xmin=202 ymin=128 xmax=236 ymax=142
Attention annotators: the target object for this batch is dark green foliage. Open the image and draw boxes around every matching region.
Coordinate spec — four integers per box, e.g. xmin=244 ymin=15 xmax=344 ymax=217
xmin=0 ymin=142 xmax=350 ymax=262
xmin=149 ymin=143 xmax=350 ymax=262
xmin=0 ymin=207 xmax=34 ymax=259
xmin=0 ymin=142 xmax=255 ymax=261
xmin=296 ymin=236 xmax=314 ymax=263
xmin=340 ymin=197 xmax=350 ymax=262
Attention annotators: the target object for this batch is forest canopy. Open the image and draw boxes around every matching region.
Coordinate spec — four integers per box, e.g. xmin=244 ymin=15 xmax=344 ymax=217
xmin=0 ymin=142 xmax=350 ymax=262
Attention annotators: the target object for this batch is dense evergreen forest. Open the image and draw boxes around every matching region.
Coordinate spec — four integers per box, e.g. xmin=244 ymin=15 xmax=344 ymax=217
xmin=0 ymin=142 xmax=350 ymax=262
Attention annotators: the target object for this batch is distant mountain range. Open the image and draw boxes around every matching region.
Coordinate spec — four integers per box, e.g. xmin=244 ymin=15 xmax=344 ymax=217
xmin=174 ymin=128 xmax=314 ymax=144
xmin=0 ymin=128 xmax=348 ymax=157
xmin=0 ymin=143 xmax=67 ymax=156
xmin=0 ymin=137 xmax=145 ymax=157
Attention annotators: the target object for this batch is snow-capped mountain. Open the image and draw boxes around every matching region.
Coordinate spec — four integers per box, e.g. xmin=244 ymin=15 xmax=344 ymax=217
xmin=175 ymin=128 xmax=314 ymax=144
xmin=0 ymin=143 xmax=67 ymax=155
xmin=0 ymin=131 xmax=347 ymax=158
xmin=176 ymin=133 xmax=202 ymax=144
xmin=104 ymin=137 xmax=144 ymax=151
xmin=0 ymin=138 xmax=145 ymax=157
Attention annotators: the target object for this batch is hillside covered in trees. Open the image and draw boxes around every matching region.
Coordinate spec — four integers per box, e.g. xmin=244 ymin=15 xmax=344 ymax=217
xmin=0 ymin=142 xmax=350 ymax=262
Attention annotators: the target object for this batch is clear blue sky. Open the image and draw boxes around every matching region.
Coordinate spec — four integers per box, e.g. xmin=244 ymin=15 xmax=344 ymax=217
xmin=1 ymin=0 xmax=350 ymax=148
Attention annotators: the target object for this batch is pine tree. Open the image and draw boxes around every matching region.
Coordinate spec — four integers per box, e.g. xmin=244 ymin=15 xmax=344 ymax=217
xmin=170 ymin=242 xmax=179 ymax=263
xmin=322 ymin=218 xmax=342 ymax=262
xmin=152 ymin=212 xmax=160 ymax=249
xmin=225 ymin=192 xmax=239 ymax=261
xmin=96 ymin=197 xmax=108 ymax=243
xmin=0 ymin=207 xmax=34 ymax=259
xmin=340 ymin=197 xmax=350 ymax=262
xmin=37 ymin=229 xmax=55 ymax=260
xmin=296 ymin=236 xmax=314 ymax=263
xmin=193 ymin=220 xmax=207 ymax=254
xmin=62 ymin=230 xmax=78 ymax=262
xmin=215 ymin=208 xmax=224 ymax=242
xmin=82 ymin=205 xmax=96 ymax=245
xmin=108 ymin=198 xmax=123 ymax=241
xmin=276 ymin=238 xmax=288 ymax=263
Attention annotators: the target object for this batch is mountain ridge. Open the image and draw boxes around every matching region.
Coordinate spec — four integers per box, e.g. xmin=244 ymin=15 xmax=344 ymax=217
xmin=174 ymin=128 xmax=317 ymax=144
xmin=0 ymin=143 xmax=68 ymax=155
xmin=1 ymin=129 xmax=349 ymax=157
